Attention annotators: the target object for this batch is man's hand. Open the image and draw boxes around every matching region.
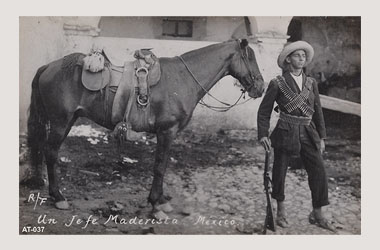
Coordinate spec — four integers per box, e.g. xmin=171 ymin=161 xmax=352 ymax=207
xmin=320 ymin=139 xmax=325 ymax=154
xmin=260 ymin=137 xmax=271 ymax=152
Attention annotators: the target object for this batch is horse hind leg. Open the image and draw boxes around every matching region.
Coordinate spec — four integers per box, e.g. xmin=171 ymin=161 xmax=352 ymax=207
xmin=23 ymin=65 xmax=49 ymax=188
xmin=23 ymin=141 xmax=46 ymax=188
xmin=22 ymin=122 xmax=46 ymax=188
xmin=44 ymin=116 xmax=77 ymax=210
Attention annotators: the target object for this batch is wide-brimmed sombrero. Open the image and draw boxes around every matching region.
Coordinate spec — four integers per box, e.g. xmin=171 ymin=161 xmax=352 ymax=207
xmin=277 ymin=41 xmax=314 ymax=69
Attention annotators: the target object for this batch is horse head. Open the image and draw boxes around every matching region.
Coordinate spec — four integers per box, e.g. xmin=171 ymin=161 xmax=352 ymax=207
xmin=229 ymin=39 xmax=265 ymax=99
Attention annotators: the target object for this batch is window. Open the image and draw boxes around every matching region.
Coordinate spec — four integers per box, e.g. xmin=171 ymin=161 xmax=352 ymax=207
xmin=162 ymin=19 xmax=193 ymax=37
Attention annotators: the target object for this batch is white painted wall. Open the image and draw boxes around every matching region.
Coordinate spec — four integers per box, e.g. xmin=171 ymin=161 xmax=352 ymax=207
xmin=20 ymin=17 xmax=66 ymax=133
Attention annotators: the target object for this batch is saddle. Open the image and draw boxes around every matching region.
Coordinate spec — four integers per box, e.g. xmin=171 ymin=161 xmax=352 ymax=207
xmin=80 ymin=47 xmax=161 ymax=140
xmin=81 ymin=48 xmax=161 ymax=91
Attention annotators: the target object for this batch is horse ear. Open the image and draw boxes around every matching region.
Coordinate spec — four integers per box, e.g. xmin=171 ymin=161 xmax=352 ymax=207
xmin=240 ymin=39 xmax=249 ymax=49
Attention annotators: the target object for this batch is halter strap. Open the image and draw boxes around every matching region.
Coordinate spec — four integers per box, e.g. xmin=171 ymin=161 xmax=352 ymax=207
xmin=176 ymin=40 xmax=260 ymax=112
xmin=237 ymin=40 xmax=262 ymax=88
xmin=177 ymin=55 xmax=233 ymax=107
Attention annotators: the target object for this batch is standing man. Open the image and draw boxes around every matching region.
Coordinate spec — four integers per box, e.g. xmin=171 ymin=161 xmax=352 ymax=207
xmin=257 ymin=41 xmax=334 ymax=231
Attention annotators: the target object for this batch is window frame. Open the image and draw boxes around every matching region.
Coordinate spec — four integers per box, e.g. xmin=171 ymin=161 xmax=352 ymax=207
xmin=162 ymin=19 xmax=193 ymax=38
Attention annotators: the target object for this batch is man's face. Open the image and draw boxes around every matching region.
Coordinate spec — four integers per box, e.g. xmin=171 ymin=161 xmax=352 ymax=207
xmin=286 ymin=49 xmax=306 ymax=70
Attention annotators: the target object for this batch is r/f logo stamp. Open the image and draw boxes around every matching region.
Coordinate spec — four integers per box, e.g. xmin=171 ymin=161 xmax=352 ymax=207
xmin=27 ymin=192 xmax=47 ymax=210
xmin=21 ymin=192 xmax=49 ymax=234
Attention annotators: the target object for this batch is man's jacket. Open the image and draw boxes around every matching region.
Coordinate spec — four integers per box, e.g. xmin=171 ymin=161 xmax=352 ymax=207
xmin=257 ymin=71 xmax=326 ymax=154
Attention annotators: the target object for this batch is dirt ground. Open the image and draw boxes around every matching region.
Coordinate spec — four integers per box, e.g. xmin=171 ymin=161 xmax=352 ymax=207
xmin=19 ymin=111 xmax=361 ymax=235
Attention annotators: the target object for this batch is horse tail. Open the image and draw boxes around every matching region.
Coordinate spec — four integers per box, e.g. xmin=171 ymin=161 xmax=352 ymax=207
xmin=27 ymin=65 xmax=49 ymax=166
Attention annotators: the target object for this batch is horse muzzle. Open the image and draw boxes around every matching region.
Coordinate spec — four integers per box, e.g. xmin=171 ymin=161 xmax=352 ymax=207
xmin=247 ymin=79 xmax=265 ymax=99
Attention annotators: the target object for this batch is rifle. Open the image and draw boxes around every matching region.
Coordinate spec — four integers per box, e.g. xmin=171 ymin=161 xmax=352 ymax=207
xmin=263 ymin=150 xmax=276 ymax=234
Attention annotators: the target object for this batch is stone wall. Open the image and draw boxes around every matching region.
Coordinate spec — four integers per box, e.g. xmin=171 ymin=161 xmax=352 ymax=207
xmin=289 ymin=17 xmax=361 ymax=103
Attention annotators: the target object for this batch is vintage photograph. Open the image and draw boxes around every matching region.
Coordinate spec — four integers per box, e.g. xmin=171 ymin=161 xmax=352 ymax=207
xmin=19 ymin=16 xmax=361 ymax=235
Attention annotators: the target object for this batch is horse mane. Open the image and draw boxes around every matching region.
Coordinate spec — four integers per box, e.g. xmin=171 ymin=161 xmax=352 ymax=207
xmin=180 ymin=40 xmax=237 ymax=58
xmin=62 ymin=53 xmax=85 ymax=77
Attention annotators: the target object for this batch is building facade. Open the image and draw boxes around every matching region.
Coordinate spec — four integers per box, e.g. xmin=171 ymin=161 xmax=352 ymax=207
xmin=19 ymin=16 xmax=360 ymax=133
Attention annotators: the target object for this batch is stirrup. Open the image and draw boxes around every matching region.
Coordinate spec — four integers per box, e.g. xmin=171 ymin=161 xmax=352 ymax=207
xmin=137 ymin=94 xmax=149 ymax=107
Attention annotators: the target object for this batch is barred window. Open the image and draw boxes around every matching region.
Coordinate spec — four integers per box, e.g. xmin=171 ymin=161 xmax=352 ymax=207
xmin=162 ymin=19 xmax=193 ymax=37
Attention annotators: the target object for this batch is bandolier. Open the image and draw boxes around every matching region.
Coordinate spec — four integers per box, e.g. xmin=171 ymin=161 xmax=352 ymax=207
xmin=276 ymin=75 xmax=314 ymax=117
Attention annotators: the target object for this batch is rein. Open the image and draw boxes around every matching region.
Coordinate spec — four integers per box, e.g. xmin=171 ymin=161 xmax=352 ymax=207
xmin=178 ymin=55 xmax=250 ymax=112
xmin=199 ymin=92 xmax=253 ymax=112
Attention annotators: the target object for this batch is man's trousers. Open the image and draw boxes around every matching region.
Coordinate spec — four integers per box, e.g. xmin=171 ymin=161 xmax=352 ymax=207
xmin=271 ymin=126 xmax=329 ymax=208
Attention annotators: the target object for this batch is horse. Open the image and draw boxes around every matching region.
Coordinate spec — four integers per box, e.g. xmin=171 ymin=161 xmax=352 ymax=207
xmin=25 ymin=39 xmax=265 ymax=215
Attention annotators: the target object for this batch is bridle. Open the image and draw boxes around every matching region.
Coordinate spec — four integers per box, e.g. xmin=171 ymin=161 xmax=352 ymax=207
xmin=237 ymin=39 xmax=263 ymax=94
xmin=177 ymin=40 xmax=261 ymax=112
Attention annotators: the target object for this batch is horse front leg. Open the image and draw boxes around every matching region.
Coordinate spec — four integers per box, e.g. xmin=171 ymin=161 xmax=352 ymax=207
xmin=148 ymin=127 xmax=177 ymax=215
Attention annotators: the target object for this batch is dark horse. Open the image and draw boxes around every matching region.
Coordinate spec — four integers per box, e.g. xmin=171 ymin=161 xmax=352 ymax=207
xmin=26 ymin=39 xmax=265 ymax=213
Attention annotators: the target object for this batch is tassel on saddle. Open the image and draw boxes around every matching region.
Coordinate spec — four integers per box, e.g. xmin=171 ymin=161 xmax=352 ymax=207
xmin=114 ymin=122 xmax=140 ymax=146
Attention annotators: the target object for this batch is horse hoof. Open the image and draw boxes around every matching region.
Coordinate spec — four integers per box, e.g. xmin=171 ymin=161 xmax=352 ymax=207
xmin=155 ymin=202 xmax=173 ymax=213
xmin=55 ymin=200 xmax=70 ymax=210
xmin=181 ymin=207 xmax=193 ymax=216
xmin=153 ymin=210 xmax=169 ymax=221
